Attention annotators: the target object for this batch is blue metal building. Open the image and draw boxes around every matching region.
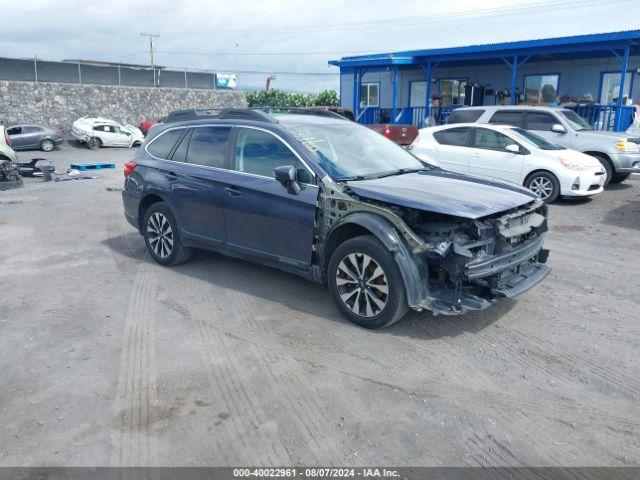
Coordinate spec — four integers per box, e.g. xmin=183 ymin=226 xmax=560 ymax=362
xmin=329 ymin=30 xmax=640 ymax=132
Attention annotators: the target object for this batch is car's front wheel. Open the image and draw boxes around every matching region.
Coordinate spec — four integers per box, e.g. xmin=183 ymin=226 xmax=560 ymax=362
xmin=143 ymin=202 xmax=192 ymax=266
xmin=525 ymin=171 xmax=560 ymax=203
xmin=328 ymin=235 xmax=408 ymax=329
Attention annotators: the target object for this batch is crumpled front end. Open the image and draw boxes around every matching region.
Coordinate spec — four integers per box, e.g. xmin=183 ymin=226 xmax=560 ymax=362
xmin=402 ymin=199 xmax=550 ymax=315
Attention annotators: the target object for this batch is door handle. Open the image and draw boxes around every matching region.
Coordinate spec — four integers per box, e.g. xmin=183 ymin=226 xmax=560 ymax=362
xmin=470 ymin=152 xmax=481 ymax=158
xmin=225 ymin=186 xmax=243 ymax=198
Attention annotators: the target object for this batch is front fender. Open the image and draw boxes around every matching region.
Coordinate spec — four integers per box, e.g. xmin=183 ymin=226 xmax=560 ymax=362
xmin=326 ymin=212 xmax=428 ymax=308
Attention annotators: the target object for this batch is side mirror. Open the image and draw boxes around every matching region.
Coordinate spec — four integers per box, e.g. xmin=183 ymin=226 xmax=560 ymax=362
xmin=274 ymin=165 xmax=301 ymax=195
xmin=551 ymin=123 xmax=566 ymax=134
xmin=505 ymin=144 xmax=521 ymax=154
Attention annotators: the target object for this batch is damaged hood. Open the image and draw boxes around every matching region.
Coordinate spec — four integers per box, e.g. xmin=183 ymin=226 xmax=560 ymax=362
xmin=346 ymin=169 xmax=538 ymax=219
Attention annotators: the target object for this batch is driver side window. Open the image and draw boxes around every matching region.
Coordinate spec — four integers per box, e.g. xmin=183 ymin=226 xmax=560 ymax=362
xmin=233 ymin=128 xmax=314 ymax=184
xmin=472 ymin=128 xmax=514 ymax=152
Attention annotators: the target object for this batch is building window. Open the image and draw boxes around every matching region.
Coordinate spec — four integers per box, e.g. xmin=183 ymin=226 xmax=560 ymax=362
xmin=524 ymin=74 xmax=559 ymax=104
xmin=600 ymin=72 xmax=633 ymax=104
xmin=439 ymin=79 xmax=466 ymax=106
xmin=410 ymin=81 xmax=426 ymax=107
xmin=360 ymin=83 xmax=379 ymax=107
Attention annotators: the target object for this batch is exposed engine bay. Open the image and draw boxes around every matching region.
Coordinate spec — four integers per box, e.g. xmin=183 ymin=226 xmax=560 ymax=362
xmin=316 ymin=177 xmax=550 ymax=315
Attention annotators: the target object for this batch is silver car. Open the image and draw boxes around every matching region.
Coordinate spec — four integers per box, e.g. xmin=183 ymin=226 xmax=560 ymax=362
xmin=6 ymin=124 xmax=64 ymax=152
xmin=448 ymin=105 xmax=640 ymax=185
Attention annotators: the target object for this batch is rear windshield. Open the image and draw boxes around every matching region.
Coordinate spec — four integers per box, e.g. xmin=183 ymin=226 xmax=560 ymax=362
xmin=447 ymin=109 xmax=484 ymax=124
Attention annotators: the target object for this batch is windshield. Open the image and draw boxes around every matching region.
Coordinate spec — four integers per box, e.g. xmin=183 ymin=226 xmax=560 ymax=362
xmin=559 ymin=110 xmax=593 ymax=131
xmin=287 ymin=123 xmax=427 ymax=180
xmin=510 ymin=128 xmax=565 ymax=150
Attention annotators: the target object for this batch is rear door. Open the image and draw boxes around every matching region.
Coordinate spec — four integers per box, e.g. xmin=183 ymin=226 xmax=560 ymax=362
xmin=431 ymin=127 xmax=471 ymax=173
xmin=93 ymin=125 xmax=115 ymax=146
xmin=163 ymin=126 xmax=231 ymax=245
xmin=223 ymin=126 xmax=318 ymax=265
xmin=467 ymin=127 xmax=525 ymax=183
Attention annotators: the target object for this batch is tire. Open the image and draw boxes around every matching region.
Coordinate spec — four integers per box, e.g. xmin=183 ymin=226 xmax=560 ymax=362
xmin=525 ymin=171 xmax=560 ymax=203
xmin=143 ymin=202 xmax=193 ymax=266
xmin=609 ymin=173 xmax=630 ymax=184
xmin=87 ymin=137 xmax=101 ymax=150
xmin=590 ymin=154 xmax=613 ymax=186
xmin=40 ymin=139 xmax=55 ymax=152
xmin=327 ymin=235 xmax=408 ymax=329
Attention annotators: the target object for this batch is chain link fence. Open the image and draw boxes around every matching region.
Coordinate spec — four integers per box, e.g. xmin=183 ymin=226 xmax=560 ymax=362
xmin=0 ymin=57 xmax=217 ymax=89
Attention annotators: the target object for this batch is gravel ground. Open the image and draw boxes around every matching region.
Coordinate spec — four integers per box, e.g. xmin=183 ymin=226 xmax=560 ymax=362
xmin=0 ymin=140 xmax=639 ymax=467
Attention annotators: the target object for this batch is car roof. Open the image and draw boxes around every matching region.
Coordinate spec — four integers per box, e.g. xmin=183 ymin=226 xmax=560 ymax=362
xmin=457 ymin=105 xmax=569 ymax=112
xmin=426 ymin=122 xmax=517 ymax=132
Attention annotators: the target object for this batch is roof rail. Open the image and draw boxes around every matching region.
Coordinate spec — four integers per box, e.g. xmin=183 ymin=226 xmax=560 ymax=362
xmin=163 ymin=107 xmax=345 ymax=125
xmin=254 ymin=107 xmax=345 ymax=119
xmin=164 ymin=108 xmax=278 ymax=124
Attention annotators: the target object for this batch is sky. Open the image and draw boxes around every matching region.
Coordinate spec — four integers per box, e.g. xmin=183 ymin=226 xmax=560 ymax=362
xmin=0 ymin=0 xmax=639 ymax=93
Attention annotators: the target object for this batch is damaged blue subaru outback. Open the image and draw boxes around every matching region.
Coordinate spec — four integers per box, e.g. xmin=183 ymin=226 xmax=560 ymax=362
xmin=122 ymin=108 xmax=550 ymax=329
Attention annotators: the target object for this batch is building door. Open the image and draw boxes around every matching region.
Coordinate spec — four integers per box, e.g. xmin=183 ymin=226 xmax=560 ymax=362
xmin=439 ymin=79 xmax=467 ymax=105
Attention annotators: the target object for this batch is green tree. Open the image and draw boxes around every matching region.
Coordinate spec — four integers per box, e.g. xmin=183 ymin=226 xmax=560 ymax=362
xmin=246 ymin=89 xmax=339 ymax=108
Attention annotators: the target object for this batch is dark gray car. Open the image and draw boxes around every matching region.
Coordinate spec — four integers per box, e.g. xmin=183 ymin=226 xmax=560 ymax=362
xmin=6 ymin=124 xmax=64 ymax=152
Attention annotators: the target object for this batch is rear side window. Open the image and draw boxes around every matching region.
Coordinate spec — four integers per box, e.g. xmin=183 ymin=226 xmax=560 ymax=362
xmin=147 ymin=128 xmax=186 ymax=159
xmin=489 ymin=111 xmax=524 ymax=128
xmin=187 ymin=126 xmax=231 ymax=169
xmin=447 ymin=109 xmax=485 ymax=124
xmin=526 ymin=112 xmax=558 ymax=131
xmin=433 ymin=127 xmax=470 ymax=147
xmin=233 ymin=128 xmax=313 ymax=183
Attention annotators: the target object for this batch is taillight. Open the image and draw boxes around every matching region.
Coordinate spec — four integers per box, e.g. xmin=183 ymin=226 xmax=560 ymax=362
xmin=4 ymin=129 xmax=11 ymax=147
xmin=383 ymin=127 xmax=391 ymax=138
xmin=124 ymin=161 xmax=137 ymax=178
xmin=56 ymin=128 xmax=63 ymax=136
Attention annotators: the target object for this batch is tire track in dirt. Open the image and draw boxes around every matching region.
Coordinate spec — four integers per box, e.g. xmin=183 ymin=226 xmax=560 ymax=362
xmin=110 ymin=263 xmax=159 ymax=466
xmin=161 ymin=267 xmax=343 ymax=464
xmin=443 ymin=299 xmax=640 ymax=401
xmin=154 ymin=260 xmax=639 ymax=466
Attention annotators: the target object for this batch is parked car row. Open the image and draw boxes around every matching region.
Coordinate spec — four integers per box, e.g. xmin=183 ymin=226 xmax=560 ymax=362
xmin=409 ymin=105 xmax=640 ymax=203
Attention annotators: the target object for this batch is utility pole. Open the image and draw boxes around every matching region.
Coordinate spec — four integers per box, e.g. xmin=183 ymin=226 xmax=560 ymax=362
xmin=140 ymin=33 xmax=159 ymax=86
xmin=140 ymin=33 xmax=160 ymax=68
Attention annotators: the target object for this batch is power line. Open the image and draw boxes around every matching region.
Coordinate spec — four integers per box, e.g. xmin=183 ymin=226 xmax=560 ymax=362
xmin=159 ymin=0 xmax=623 ymax=37
xmin=140 ymin=32 xmax=160 ymax=68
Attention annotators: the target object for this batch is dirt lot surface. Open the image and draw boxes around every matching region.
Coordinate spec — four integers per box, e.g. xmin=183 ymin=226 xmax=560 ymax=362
xmin=1 ymin=141 xmax=639 ymax=467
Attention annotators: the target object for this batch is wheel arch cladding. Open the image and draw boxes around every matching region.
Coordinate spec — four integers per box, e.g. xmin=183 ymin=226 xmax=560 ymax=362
xmin=325 ymin=212 xmax=428 ymax=308
xmin=138 ymin=194 xmax=165 ymax=233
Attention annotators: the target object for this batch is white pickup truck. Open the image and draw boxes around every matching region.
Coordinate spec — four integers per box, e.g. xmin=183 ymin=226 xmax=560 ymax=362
xmin=448 ymin=105 xmax=640 ymax=185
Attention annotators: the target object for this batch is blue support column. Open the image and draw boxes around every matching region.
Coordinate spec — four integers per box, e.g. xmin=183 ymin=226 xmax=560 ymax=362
xmin=352 ymin=69 xmax=359 ymax=119
xmin=425 ymin=61 xmax=432 ymax=124
xmin=614 ymin=44 xmax=630 ymax=131
xmin=510 ymin=54 xmax=518 ymax=105
xmin=392 ymin=65 xmax=399 ymax=124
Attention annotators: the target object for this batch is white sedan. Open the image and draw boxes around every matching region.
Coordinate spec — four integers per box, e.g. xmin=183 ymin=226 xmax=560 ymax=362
xmin=410 ymin=123 xmax=605 ymax=202
xmin=72 ymin=117 xmax=144 ymax=150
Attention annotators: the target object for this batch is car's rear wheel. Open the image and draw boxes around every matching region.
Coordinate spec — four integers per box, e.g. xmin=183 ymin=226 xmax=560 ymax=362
xmin=328 ymin=235 xmax=408 ymax=329
xmin=609 ymin=173 xmax=630 ymax=184
xmin=40 ymin=139 xmax=55 ymax=152
xmin=143 ymin=202 xmax=192 ymax=266
xmin=87 ymin=137 xmax=101 ymax=150
xmin=525 ymin=171 xmax=560 ymax=203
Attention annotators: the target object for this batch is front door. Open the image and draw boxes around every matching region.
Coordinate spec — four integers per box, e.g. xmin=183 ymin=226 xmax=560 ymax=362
xmin=223 ymin=127 xmax=318 ymax=265
xmin=467 ymin=127 xmax=524 ymax=184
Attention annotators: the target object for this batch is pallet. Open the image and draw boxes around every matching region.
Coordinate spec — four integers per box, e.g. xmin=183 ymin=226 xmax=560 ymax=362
xmin=69 ymin=163 xmax=116 ymax=171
